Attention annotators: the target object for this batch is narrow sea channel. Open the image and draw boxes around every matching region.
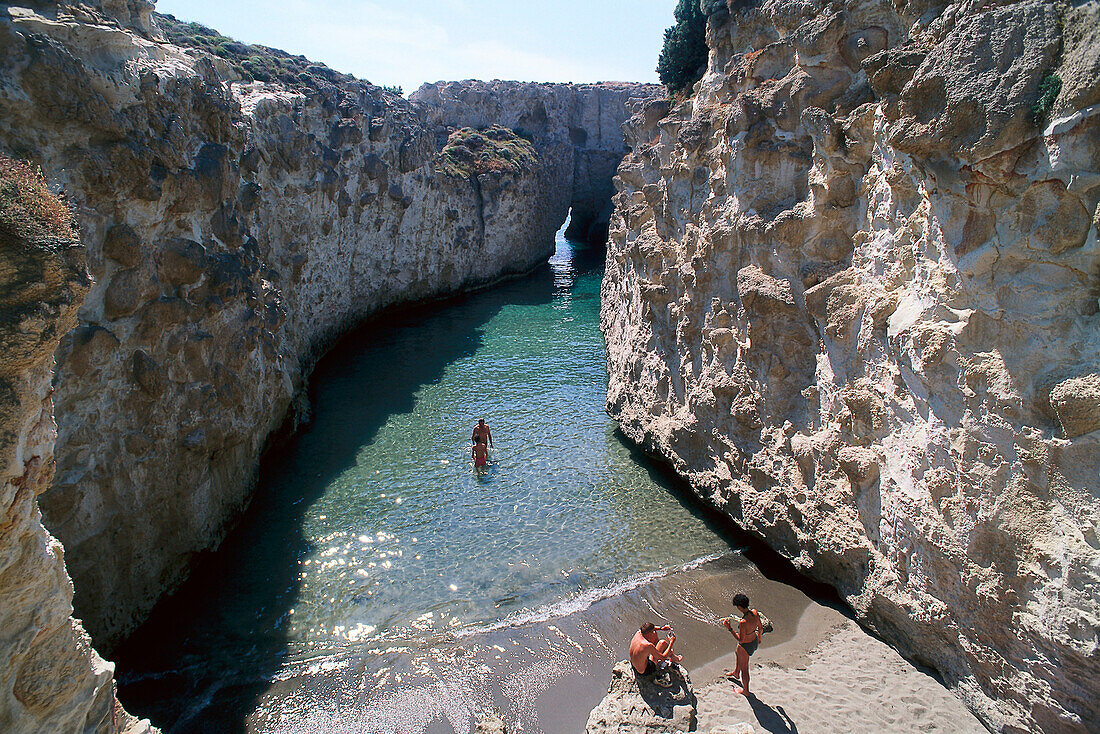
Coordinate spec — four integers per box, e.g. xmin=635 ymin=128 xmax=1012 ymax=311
xmin=115 ymin=223 xmax=780 ymax=732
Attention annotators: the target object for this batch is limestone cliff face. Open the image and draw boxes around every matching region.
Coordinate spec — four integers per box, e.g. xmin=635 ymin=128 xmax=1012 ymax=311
xmin=0 ymin=2 xmax=568 ymax=649
xmin=602 ymin=1 xmax=1099 ymax=731
xmin=0 ymin=157 xmax=152 ymax=733
xmin=412 ymin=80 xmax=663 ymax=243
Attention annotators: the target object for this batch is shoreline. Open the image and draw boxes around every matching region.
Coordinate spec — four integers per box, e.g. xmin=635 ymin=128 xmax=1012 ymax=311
xmin=221 ymin=553 xmax=982 ymax=733
xmin=688 ymin=595 xmax=850 ymax=688
xmin=586 ymin=591 xmax=985 ymax=733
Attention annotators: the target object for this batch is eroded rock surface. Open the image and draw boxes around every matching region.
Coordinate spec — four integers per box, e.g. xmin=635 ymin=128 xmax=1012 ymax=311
xmin=602 ymin=1 xmax=1099 ymax=731
xmin=412 ymin=80 xmax=663 ymax=243
xmin=585 ymin=661 xmax=697 ymax=732
xmin=0 ymin=1 xmax=594 ymax=649
xmin=0 ymin=156 xmax=152 ymax=733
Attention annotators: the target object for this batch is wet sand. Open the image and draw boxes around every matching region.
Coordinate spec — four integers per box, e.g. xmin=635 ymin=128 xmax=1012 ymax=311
xmin=246 ymin=553 xmax=980 ymax=733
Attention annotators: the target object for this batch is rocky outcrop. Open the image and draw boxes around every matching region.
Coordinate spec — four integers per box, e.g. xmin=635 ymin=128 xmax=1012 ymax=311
xmin=412 ymin=80 xmax=663 ymax=243
xmin=602 ymin=1 xmax=1099 ymax=731
xmin=0 ymin=2 xmax=571 ymax=649
xmin=585 ymin=661 xmax=697 ymax=732
xmin=0 ymin=156 xmax=152 ymax=733
xmin=473 ymin=712 xmax=508 ymax=734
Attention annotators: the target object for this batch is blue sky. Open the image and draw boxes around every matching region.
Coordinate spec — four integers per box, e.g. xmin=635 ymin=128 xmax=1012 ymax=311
xmin=155 ymin=0 xmax=678 ymax=94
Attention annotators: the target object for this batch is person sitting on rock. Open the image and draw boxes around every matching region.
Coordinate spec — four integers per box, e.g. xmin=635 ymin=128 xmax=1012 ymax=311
xmin=629 ymin=621 xmax=682 ymax=677
xmin=722 ymin=593 xmax=764 ymax=695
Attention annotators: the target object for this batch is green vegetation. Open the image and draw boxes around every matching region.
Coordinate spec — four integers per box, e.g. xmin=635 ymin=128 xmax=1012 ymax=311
xmin=1031 ymin=73 xmax=1062 ymax=126
xmin=0 ymin=155 xmax=76 ymax=241
xmin=155 ymin=13 xmax=358 ymax=90
xmin=435 ymin=126 xmax=538 ymax=179
xmin=381 ymin=85 xmax=403 ymax=96
xmin=657 ymin=0 xmax=709 ymax=96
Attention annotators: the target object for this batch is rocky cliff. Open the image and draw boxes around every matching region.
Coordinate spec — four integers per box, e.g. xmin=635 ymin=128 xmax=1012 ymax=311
xmin=602 ymin=0 xmax=1099 ymax=731
xmin=0 ymin=155 xmax=152 ymax=733
xmin=412 ymin=80 xmax=663 ymax=243
xmin=0 ymin=0 xmax=617 ymax=650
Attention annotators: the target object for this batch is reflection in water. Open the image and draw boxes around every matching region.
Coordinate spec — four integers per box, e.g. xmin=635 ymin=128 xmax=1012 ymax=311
xmin=114 ymin=223 xmax=738 ymax=733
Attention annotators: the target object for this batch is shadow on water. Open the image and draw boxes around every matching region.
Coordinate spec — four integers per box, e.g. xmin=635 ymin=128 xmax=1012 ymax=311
xmin=613 ymin=430 xmax=847 ymax=612
xmin=114 ymin=227 xmax=848 ymax=734
xmin=113 ymin=265 xmax=559 ymax=733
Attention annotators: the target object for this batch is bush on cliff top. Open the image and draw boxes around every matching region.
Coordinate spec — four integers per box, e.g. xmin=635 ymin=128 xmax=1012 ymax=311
xmin=657 ymin=0 xmax=709 ymax=95
xmin=435 ymin=126 xmax=538 ymax=179
xmin=156 ymin=13 xmax=347 ymax=88
xmin=0 ymin=155 xmax=75 ymax=242
xmin=155 ymin=13 xmax=402 ymax=96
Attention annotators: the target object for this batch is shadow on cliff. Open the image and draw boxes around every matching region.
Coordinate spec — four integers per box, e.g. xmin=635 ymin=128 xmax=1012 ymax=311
xmin=614 ymin=432 xmax=848 ymax=612
xmin=112 ymin=263 xmax=560 ymax=733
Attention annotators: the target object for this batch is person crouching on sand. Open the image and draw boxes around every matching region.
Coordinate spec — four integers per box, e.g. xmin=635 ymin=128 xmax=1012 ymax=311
xmin=629 ymin=622 xmax=682 ymax=677
xmin=722 ymin=593 xmax=764 ymax=694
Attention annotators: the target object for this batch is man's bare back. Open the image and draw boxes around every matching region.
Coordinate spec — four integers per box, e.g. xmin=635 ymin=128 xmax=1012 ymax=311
xmin=629 ymin=622 xmax=681 ymax=675
xmin=471 ymin=419 xmax=492 ymax=448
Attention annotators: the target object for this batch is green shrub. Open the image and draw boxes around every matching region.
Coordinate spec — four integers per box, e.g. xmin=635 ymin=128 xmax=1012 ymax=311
xmin=381 ymin=85 xmax=403 ymax=96
xmin=435 ymin=126 xmax=538 ymax=179
xmin=155 ymin=13 xmax=358 ymax=92
xmin=0 ymin=155 xmax=76 ymax=241
xmin=657 ymin=0 xmax=708 ymax=95
xmin=1031 ymin=73 xmax=1061 ymax=126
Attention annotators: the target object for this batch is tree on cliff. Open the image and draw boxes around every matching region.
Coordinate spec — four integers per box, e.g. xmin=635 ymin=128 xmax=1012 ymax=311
xmin=657 ymin=0 xmax=709 ymax=95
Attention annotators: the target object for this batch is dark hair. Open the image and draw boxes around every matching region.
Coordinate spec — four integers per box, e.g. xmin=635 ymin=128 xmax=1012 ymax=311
xmin=640 ymin=622 xmax=656 ymax=634
xmin=732 ymin=593 xmax=750 ymax=609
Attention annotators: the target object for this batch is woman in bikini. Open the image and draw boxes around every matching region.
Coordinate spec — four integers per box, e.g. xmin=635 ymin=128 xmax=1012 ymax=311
xmin=472 ymin=436 xmax=489 ymax=468
xmin=722 ymin=592 xmax=763 ymax=695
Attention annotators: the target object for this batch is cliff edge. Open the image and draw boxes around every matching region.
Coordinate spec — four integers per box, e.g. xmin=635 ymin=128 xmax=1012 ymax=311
xmin=1 ymin=0 xmax=563 ymax=649
xmin=412 ymin=80 xmax=663 ymax=243
xmin=0 ymin=154 xmax=153 ymax=733
xmin=602 ymin=0 xmax=1099 ymax=730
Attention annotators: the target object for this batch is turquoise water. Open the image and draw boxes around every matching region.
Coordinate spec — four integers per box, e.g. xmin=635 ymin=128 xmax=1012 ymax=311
xmin=115 ymin=225 xmax=732 ymax=732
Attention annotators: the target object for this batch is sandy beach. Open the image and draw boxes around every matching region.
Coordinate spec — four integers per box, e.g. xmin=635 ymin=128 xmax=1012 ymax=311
xmin=690 ymin=608 xmax=985 ymax=733
xmin=582 ymin=561 xmax=984 ymax=733
xmin=229 ymin=552 xmax=984 ymax=733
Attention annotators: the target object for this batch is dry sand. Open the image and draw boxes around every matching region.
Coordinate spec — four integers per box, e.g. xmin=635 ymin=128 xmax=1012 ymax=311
xmin=690 ymin=606 xmax=985 ymax=733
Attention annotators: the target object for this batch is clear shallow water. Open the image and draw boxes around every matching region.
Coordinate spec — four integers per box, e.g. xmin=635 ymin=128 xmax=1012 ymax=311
xmin=115 ymin=226 xmax=736 ymax=732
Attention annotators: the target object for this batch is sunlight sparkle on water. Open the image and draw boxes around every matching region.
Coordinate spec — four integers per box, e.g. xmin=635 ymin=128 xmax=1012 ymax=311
xmin=114 ymin=226 xmax=731 ymax=732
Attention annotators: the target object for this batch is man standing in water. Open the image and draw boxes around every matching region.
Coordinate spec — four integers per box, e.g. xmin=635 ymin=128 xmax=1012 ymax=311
xmin=471 ymin=418 xmax=493 ymax=449
xmin=629 ymin=622 xmax=682 ymax=677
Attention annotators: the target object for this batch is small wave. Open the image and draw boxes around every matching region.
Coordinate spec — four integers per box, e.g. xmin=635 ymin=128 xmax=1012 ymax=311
xmin=455 ymin=552 xmax=730 ymax=638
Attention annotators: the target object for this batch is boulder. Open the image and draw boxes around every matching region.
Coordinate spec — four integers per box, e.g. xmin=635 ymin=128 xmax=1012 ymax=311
xmin=586 ymin=661 xmax=696 ymax=732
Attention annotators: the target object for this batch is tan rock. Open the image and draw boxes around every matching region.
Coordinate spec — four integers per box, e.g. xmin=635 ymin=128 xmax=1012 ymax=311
xmin=1049 ymin=374 xmax=1100 ymax=438
xmin=602 ymin=1 xmax=1100 ymax=731
xmin=585 ymin=661 xmax=696 ymax=732
xmin=473 ymin=712 xmax=508 ymax=734
xmin=0 ymin=154 xmax=153 ymax=732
